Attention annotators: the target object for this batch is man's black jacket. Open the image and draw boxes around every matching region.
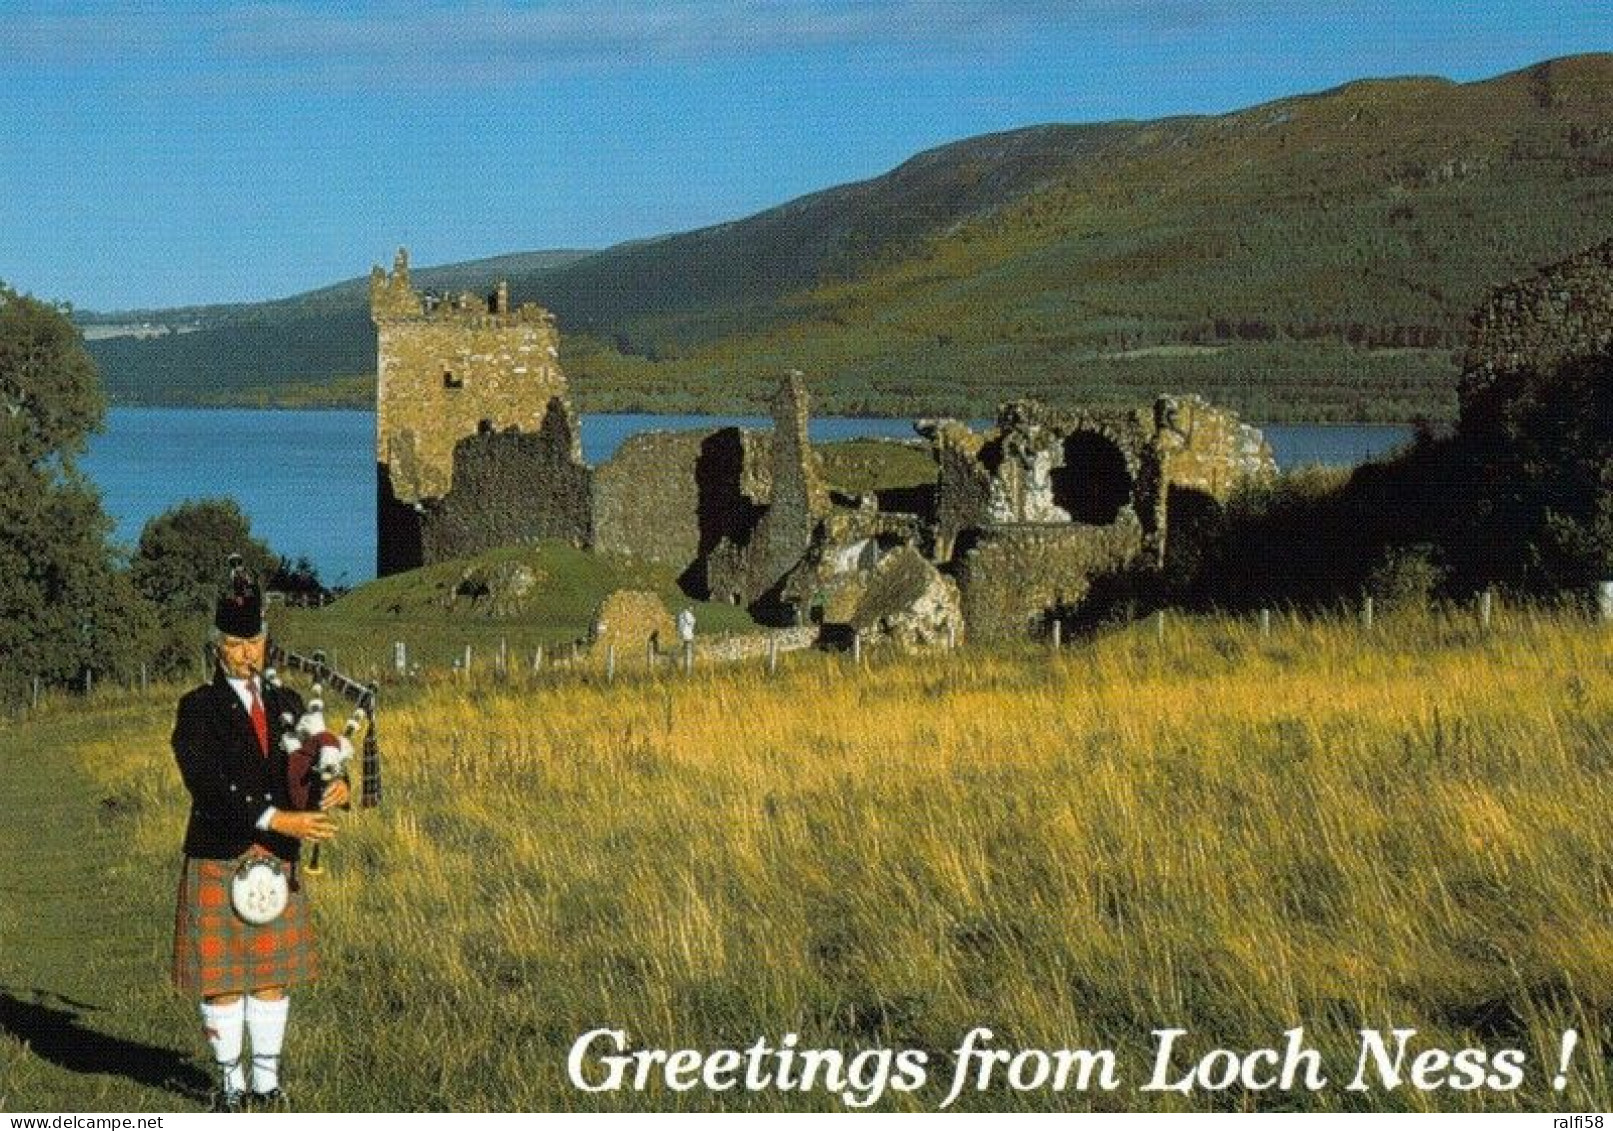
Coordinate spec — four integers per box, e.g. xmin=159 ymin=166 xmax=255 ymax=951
xmin=172 ymin=668 xmax=306 ymax=862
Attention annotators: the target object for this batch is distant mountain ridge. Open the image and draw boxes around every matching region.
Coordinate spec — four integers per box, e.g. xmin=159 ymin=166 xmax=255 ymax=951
xmin=78 ymin=249 xmax=592 ymax=328
xmin=83 ymin=54 xmax=1613 ymax=421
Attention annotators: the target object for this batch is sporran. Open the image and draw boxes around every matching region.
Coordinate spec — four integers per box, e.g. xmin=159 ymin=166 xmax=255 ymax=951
xmin=230 ymin=855 xmax=289 ymax=925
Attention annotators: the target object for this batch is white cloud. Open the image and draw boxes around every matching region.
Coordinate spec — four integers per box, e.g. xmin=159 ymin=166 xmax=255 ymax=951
xmin=1 ymin=1 xmax=1261 ymax=81
xmin=215 ymin=1 xmax=1024 ymax=64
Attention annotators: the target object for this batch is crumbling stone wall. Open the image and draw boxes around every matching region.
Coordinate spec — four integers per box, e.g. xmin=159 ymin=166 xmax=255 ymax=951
xmin=926 ymin=397 xmax=1272 ymax=639
xmin=839 ymin=545 xmax=962 ymax=650
xmin=925 ymin=401 xmax=1158 ymax=558
xmin=593 ymin=431 xmax=710 ymax=567
xmin=373 ymin=249 xmax=566 ymax=500
xmin=592 ymin=427 xmax=772 ymax=593
xmin=1150 ymin=394 xmax=1276 ymax=564
xmin=1461 ymin=239 xmax=1613 ymax=417
xmin=1152 ymin=395 xmax=1275 ymax=501
xmin=956 ymin=518 xmax=1145 ymax=643
xmin=705 ymin=373 xmax=830 ymax=615
xmin=415 ymin=399 xmax=592 ymax=563
xmin=920 ymin=419 xmax=995 ymax=562
xmin=777 ymin=504 xmax=925 ymax=616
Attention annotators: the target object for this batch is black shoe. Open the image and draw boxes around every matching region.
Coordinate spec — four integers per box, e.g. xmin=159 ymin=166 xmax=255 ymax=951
xmin=210 ymin=1090 xmax=246 ymax=1113
xmin=249 ymin=1088 xmax=289 ymax=1112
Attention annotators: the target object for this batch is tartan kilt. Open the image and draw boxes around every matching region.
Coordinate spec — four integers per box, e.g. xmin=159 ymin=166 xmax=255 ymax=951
xmin=171 ymin=855 xmax=318 ymax=996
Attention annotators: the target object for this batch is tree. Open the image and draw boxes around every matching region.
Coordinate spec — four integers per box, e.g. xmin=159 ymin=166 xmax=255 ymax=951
xmin=129 ymin=499 xmax=301 ymax=675
xmin=1455 ymin=349 xmax=1613 ymax=591
xmin=0 ymin=284 xmax=156 ymax=701
xmin=0 ymin=284 xmax=103 ymax=467
xmin=269 ymin=555 xmax=326 ymax=600
xmin=130 ymin=498 xmax=278 ymax=616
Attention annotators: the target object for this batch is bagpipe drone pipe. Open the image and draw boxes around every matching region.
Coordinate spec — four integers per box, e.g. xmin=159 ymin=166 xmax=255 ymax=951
xmin=266 ymin=643 xmax=382 ymax=810
xmin=264 ymin=646 xmax=382 ymax=876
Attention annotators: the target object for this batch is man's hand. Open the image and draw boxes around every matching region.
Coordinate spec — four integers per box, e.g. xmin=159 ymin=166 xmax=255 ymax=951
xmin=269 ymin=810 xmax=337 ymax=841
xmin=320 ymin=780 xmax=351 ymax=810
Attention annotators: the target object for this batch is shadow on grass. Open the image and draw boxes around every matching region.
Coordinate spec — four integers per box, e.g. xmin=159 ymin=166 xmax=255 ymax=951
xmin=0 ymin=988 xmax=208 ymax=1102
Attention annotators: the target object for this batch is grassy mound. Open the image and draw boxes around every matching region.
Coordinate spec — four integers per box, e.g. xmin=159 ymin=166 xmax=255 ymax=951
xmin=273 ymin=541 xmax=758 ymax=675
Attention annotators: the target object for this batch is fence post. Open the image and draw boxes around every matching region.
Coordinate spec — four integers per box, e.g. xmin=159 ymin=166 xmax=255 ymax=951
xmin=1479 ymin=589 xmax=1493 ymax=632
xmin=1259 ymin=607 xmax=1271 ymax=639
xmin=463 ymin=644 xmax=473 ymax=679
xmin=533 ymin=646 xmax=544 ymax=673
xmin=1599 ymin=581 xmax=1613 ymax=623
xmin=32 ymin=676 xmax=40 ymax=710
xmin=768 ymin=635 xmax=778 ymax=677
xmin=682 ymin=641 xmax=693 ymax=675
xmin=394 ymin=641 xmax=408 ymax=675
xmin=646 ymin=638 xmax=655 ymax=669
xmin=1051 ymin=620 xmax=1062 ymax=650
xmin=1362 ymin=596 xmax=1375 ymax=630
xmin=498 ymin=637 xmax=508 ymax=678
xmin=947 ymin=622 xmax=957 ymax=651
xmin=140 ymin=663 xmax=148 ymax=693
xmin=852 ymin=631 xmax=862 ymax=666
xmin=1155 ymin=609 xmax=1166 ymax=643
xmin=84 ymin=669 xmax=93 ymax=696
xmin=606 ymin=644 xmax=616 ymax=684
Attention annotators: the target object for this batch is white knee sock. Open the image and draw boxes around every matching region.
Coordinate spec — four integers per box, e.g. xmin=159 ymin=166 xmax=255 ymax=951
xmin=199 ymin=999 xmax=246 ymax=1095
xmin=245 ymin=994 xmax=291 ymax=1094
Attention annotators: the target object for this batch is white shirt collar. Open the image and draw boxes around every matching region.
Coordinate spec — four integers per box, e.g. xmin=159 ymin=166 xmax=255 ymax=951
xmin=224 ymin=672 xmax=262 ymax=711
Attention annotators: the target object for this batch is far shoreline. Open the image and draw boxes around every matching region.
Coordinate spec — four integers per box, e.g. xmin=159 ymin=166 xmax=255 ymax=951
xmin=102 ymin=401 xmax=1439 ymax=430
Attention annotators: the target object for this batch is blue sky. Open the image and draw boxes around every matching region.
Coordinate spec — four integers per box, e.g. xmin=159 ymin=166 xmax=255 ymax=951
xmin=1 ymin=1 xmax=1608 ymax=311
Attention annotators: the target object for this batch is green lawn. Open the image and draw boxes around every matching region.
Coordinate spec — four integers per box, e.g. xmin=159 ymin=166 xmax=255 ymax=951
xmin=0 ymin=693 xmax=211 ymax=1111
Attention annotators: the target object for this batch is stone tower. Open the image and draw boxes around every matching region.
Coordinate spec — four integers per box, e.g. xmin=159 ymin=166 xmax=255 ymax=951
xmin=371 ymin=247 xmax=572 ymax=574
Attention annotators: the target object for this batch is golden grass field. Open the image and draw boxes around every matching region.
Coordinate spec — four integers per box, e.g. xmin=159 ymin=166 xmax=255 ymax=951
xmin=6 ymin=608 xmax=1612 ymax=1111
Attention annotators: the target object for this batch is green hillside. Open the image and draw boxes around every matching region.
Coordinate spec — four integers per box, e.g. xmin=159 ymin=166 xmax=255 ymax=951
xmin=84 ymin=55 xmax=1613 ymax=421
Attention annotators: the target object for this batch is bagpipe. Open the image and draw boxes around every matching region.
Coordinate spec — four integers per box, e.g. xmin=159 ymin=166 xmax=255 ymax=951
xmin=265 ymin=645 xmax=382 ymax=874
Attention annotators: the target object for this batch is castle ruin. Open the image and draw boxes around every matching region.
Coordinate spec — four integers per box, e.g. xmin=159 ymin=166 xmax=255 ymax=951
xmin=371 ymin=248 xmax=1276 ymax=642
xmin=1461 ymin=237 xmax=1613 ymax=420
xmin=372 ymin=249 xmax=590 ymax=574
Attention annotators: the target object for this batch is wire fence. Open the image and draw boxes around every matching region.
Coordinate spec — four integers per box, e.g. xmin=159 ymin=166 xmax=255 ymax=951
xmin=12 ymin=581 xmax=1613 ymax=716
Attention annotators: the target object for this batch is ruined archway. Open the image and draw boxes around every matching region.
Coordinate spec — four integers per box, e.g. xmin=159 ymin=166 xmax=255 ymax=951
xmin=1051 ymin=431 xmax=1133 ymax=524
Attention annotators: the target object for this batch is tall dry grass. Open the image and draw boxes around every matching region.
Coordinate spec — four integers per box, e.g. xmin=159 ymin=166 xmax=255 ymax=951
xmin=84 ymin=609 xmax=1613 ymax=1110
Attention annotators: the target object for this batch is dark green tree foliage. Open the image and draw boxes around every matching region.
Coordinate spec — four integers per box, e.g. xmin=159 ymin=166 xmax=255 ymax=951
xmin=1454 ymin=350 xmax=1613 ymax=590
xmin=130 ymin=498 xmax=277 ymax=616
xmin=1175 ymin=349 xmax=1613 ymax=610
xmin=0 ymin=285 xmax=155 ymax=700
xmin=129 ymin=499 xmax=292 ymax=675
xmin=269 ymin=555 xmax=325 ymax=599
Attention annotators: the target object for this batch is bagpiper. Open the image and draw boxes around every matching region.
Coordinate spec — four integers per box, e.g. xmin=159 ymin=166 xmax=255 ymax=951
xmin=170 ymin=558 xmax=347 ymax=1111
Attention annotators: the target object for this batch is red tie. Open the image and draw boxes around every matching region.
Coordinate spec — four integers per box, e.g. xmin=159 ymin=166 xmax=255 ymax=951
xmin=247 ymin=680 xmax=269 ymax=756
